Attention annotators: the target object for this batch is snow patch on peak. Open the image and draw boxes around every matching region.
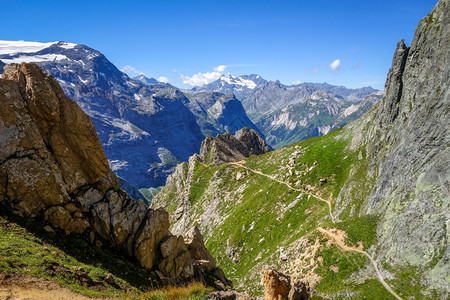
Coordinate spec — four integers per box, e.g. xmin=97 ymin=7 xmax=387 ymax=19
xmin=220 ymin=75 xmax=257 ymax=89
xmin=0 ymin=40 xmax=56 ymax=55
xmin=0 ymin=54 xmax=69 ymax=64
xmin=57 ymin=42 xmax=77 ymax=49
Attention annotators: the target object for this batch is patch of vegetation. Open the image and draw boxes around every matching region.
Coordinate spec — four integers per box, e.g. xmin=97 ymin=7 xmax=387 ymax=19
xmin=315 ymin=244 xmax=368 ymax=293
xmin=188 ymin=162 xmax=222 ymax=206
xmin=388 ymin=265 xmax=440 ymax=300
xmin=139 ymin=186 xmax=162 ymax=202
xmin=352 ymin=279 xmax=398 ymax=299
xmin=335 ymin=215 xmax=379 ymax=248
xmin=193 ymin=162 xmax=331 ymax=295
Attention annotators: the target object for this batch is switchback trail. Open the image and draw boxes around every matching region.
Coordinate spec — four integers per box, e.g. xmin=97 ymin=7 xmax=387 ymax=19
xmin=229 ymin=161 xmax=402 ymax=300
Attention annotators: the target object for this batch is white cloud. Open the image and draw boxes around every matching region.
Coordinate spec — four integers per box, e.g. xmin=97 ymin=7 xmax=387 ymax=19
xmin=329 ymin=59 xmax=341 ymax=73
xmin=158 ymin=76 xmax=170 ymax=83
xmin=180 ymin=65 xmax=227 ymax=87
xmin=312 ymin=67 xmax=319 ymax=74
xmin=121 ymin=65 xmax=145 ymax=76
xmin=292 ymin=80 xmax=302 ymax=85
xmin=214 ymin=65 xmax=227 ymax=72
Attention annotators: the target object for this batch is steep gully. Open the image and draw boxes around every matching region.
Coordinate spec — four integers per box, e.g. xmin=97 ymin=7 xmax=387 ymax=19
xmin=229 ymin=161 xmax=402 ymax=300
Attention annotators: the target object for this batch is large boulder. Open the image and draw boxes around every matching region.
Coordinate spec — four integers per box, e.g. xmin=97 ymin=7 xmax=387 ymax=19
xmin=0 ymin=63 xmax=226 ymax=284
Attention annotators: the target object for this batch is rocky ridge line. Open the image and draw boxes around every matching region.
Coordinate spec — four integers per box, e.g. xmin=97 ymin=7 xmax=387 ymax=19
xmin=199 ymin=127 xmax=271 ymax=165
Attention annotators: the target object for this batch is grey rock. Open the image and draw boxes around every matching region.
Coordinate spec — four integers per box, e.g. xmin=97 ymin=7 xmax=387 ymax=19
xmin=336 ymin=0 xmax=450 ymax=295
xmin=200 ymin=127 xmax=271 ymax=165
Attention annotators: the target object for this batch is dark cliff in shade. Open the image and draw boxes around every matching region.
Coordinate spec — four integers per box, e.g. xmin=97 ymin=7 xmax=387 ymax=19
xmin=0 ymin=63 xmax=229 ymax=287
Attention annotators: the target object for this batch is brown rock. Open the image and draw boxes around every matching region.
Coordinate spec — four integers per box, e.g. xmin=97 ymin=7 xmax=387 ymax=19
xmin=44 ymin=206 xmax=89 ymax=234
xmin=262 ymin=266 xmax=291 ymax=300
xmin=158 ymin=234 xmax=194 ymax=278
xmin=134 ymin=208 xmax=170 ymax=269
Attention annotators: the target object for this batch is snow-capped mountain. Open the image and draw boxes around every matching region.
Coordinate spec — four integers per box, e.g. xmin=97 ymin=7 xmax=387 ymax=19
xmin=0 ymin=40 xmax=263 ymax=196
xmin=192 ymin=74 xmax=380 ymax=148
xmin=192 ymin=74 xmax=268 ymax=100
xmin=0 ymin=41 xmax=210 ymax=197
xmin=134 ymin=74 xmax=172 ymax=87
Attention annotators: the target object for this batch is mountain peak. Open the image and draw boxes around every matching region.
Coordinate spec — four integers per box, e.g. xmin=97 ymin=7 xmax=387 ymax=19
xmin=133 ymin=74 xmax=170 ymax=86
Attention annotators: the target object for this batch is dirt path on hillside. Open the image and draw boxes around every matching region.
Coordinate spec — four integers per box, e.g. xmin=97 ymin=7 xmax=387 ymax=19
xmin=229 ymin=161 xmax=402 ymax=300
xmin=230 ymin=161 xmax=335 ymax=223
xmin=317 ymin=227 xmax=402 ymax=300
xmin=0 ymin=273 xmax=96 ymax=300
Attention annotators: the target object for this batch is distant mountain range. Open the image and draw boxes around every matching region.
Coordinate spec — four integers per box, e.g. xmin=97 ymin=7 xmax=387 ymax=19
xmin=192 ymin=74 xmax=381 ymax=148
xmin=0 ymin=40 xmax=380 ymax=194
xmin=0 ymin=40 xmax=256 ymax=199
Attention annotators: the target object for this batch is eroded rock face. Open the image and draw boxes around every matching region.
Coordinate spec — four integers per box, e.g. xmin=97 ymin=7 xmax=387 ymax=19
xmin=262 ymin=267 xmax=311 ymax=300
xmin=0 ymin=63 xmax=226 ymax=284
xmin=262 ymin=267 xmax=291 ymax=300
xmin=199 ymin=127 xmax=271 ymax=165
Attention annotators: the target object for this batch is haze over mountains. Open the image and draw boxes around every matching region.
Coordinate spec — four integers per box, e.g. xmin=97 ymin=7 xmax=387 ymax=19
xmin=0 ymin=40 xmax=380 ymax=195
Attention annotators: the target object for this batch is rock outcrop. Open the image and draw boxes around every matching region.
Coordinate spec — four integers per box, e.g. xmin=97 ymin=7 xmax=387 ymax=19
xmin=335 ymin=0 xmax=450 ymax=293
xmin=262 ymin=267 xmax=311 ymax=300
xmin=200 ymin=127 xmax=271 ymax=165
xmin=0 ymin=63 xmax=228 ymax=285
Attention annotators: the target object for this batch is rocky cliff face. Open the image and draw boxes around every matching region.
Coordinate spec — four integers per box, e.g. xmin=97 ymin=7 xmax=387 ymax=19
xmin=0 ymin=63 xmax=229 ymax=286
xmin=336 ymin=0 xmax=450 ymax=292
xmin=199 ymin=128 xmax=271 ymax=166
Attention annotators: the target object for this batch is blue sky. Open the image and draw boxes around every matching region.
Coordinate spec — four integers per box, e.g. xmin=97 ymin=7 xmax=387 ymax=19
xmin=0 ymin=0 xmax=438 ymax=89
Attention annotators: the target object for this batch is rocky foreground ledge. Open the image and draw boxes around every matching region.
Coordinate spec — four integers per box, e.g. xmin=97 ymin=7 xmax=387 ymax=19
xmin=0 ymin=62 xmax=229 ymax=288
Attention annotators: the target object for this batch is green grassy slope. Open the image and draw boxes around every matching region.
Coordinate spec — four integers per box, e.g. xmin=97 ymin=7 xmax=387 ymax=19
xmin=154 ymin=104 xmax=440 ymax=299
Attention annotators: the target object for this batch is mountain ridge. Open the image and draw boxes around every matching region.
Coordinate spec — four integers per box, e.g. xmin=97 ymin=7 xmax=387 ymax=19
xmin=0 ymin=40 xmax=259 ymax=197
